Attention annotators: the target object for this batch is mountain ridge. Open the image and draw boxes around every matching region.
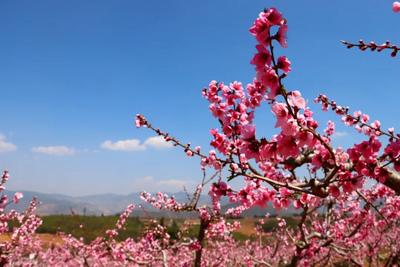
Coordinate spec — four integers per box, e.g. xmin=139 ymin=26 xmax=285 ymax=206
xmin=4 ymin=190 xmax=298 ymax=218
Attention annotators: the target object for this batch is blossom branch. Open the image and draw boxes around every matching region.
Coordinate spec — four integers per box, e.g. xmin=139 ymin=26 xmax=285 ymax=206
xmin=341 ymin=40 xmax=400 ymax=57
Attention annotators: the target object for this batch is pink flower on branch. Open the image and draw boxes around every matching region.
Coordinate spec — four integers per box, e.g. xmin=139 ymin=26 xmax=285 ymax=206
xmin=277 ymin=56 xmax=291 ymax=73
xmin=126 ymin=5 xmax=400 ymax=266
xmin=393 ymin=2 xmax=400 ymax=12
xmin=13 ymin=192 xmax=23 ymax=204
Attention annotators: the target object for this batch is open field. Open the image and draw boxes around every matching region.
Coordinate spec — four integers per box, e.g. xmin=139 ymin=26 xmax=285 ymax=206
xmin=0 ymin=233 xmax=64 ymax=246
xmin=3 ymin=215 xmax=300 ymax=245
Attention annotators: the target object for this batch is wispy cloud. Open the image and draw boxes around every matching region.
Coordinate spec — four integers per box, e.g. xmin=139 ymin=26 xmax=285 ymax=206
xmin=144 ymin=136 xmax=173 ymax=149
xmin=0 ymin=135 xmax=17 ymax=152
xmin=101 ymin=139 xmax=146 ymax=151
xmin=32 ymin=146 xmax=75 ymax=156
xmin=132 ymin=176 xmax=193 ymax=192
xmin=158 ymin=179 xmax=188 ymax=188
xmin=332 ymin=131 xmax=348 ymax=138
xmin=101 ymin=136 xmax=172 ymax=152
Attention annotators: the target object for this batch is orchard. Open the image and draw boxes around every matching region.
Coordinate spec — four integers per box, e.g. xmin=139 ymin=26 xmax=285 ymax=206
xmin=1 ymin=2 xmax=400 ymax=267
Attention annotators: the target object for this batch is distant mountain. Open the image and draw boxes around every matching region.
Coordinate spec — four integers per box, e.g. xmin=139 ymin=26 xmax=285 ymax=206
xmin=221 ymin=202 xmax=300 ymax=217
xmin=5 ymin=190 xmax=104 ymax=215
xmin=3 ymin=190 xmax=210 ymax=217
xmin=3 ymin=190 xmax=298 ymax=218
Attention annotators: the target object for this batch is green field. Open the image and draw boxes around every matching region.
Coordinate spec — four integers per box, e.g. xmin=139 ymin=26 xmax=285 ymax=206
xmin=10 ymin=215 xmax=300 ymax=243
xmin=36 ymin=215 xmax=145 ymax=242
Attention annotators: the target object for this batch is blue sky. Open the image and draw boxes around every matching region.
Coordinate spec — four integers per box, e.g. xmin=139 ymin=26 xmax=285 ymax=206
xmin=0 ymin=1 xmax=398 ymax=196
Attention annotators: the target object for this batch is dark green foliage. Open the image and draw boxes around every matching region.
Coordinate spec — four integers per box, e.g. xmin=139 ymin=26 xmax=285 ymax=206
xmin=231 ymin=232 xmax=248 ymax=241
xmin=36 ymin=215 xmax=144 ymax=243
xmin=187 ymin=224 xmax=201 ymax=239
xmin=13 ymin=215 xmax=303 ymax=244
xmin=159 ymin=217 xmax=165 ymax=226
xmin=257 ymin=217 xmax=299 ymax=232
xmin=166 ymin=220 xmax=180 ymax=240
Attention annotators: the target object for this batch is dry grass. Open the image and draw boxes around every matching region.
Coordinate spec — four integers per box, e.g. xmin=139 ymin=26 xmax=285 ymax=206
xmin=0 ymin=233 xmax=64 ymax=247
xmin=234 ymin=218 xmax=257 ymax=236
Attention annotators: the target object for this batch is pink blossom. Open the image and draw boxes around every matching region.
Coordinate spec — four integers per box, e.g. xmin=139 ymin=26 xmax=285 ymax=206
xmin=250 ymin=8 xmax=283 ymax=46
xmin=240 ymin=124 xmax=256 ymax=140
xmin=280 ymin=118 xmax=299 ymax=136
xmin=271 ymin=103 xmax=289 ymax=123
xmin=277 ymin=56 xmax=291 ymax=73
xmin=135 ymin=114 xmax=147 ymax=127
xmin=297 ymin=130 xmax=314 ymax=147
xmin=13 ymin=192 xmax=23 ymax=204
xmin=287 ymin=90 xmax=306 ymax=109
xmin=251 ymin=45 xmax=272 ymax=69
xmin=256 ymin=67 xmax=279 ymax=97
xmin=264 ymin=8 xmax=284 ymax=25
xmin=259 ymin=141 xmax=278 ymax=161
xmin=250 ymin=12 xmax=271 ymax=46
xmin=342 ymin=181 xmax=354 ymax=193
xmin=279 ymin=187 xmax=292 ymax=198
xmin=328 ymin=186 xmax=340 ymax=198
xmin=293 ymin=200 xmax=302 ymax=209
xmin=324 ymin=120 xmax=335 ymax=136
xmin=275 ymin=25 xmax=288 ymax=48
xmin=277 ymin=135 xmax=299 ymax=157
xmin=393 ymin=1 xmax=400 ymax=12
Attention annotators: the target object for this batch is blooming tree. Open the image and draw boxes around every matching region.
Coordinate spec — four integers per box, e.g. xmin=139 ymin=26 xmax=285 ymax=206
xmin=0 ymin=3 xmax=400 ymax=266
xmin=135 ymin=3 xmax=400 ymax=266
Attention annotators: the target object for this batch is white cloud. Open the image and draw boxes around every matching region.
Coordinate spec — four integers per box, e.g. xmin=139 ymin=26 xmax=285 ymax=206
xmin=132 ymin=176 xmax=193 ymax=192
xmin=32 ymin=146 xmax=75 ymax=156
xmin=101 ymin=136 xmax=172 ymax=152
xmin=0 ymin=135 xmax=17 ymax=152
xmin=101 ymin=139 xmax=146 ymax=151
xmin=332 ymin=131 xmax=348 ymax=138
xmin=144 ymin=136 xmax=173 ymax=149
xmin=158 ymin=179 xmax=188 ymax=188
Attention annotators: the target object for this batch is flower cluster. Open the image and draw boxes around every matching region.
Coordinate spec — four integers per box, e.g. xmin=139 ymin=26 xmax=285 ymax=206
xmin=140 ymin=192 xmax=184 ymax=211
xmin=135 ymin=5 xmax=400 ymax=266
